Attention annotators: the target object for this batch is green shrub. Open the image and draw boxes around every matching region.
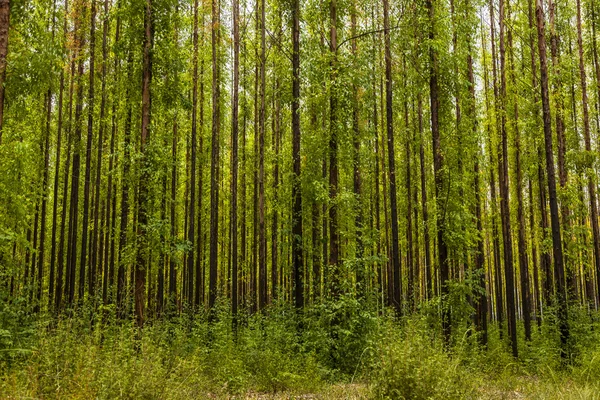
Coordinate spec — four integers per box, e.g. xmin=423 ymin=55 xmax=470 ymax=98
xmin=371 ymin=318 xmax=476 ymax=400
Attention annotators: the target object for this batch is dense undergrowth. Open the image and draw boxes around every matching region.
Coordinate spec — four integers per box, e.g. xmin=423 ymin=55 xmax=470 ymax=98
xmin=2 ymin=295 xmax=600 ymax=399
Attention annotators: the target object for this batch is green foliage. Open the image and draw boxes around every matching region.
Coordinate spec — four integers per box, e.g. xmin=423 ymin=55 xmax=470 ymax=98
xmin=304 ymin=294 xmax=379 ymax=377
xmin=4 ymin=305 xmax=600 ymax=398
xmin=370 ymin=317 xmax=477 ymax=400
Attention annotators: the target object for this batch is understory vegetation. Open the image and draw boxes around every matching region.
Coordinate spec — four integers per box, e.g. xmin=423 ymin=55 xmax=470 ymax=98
xmin=3 ymin=296 xmax=600 ymax=399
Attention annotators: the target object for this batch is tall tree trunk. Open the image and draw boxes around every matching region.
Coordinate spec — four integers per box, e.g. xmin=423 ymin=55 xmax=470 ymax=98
xmin=483 ymin=24 xmax=503 ymax=332
xmin=136 ymin=0 xmax=153 ymax=327
xmin=418 ymin=95 xmax=431 ymax=300
xmin=118 ymin=53 xmax=133 ymax=317
xmin=506 ymin=17 xmax=532 ymax=341
xmin=0 ymin=0 xmax=9 ymax=142
xmin=169 ymin=118 xmax=177 ymax=303
xmin=535 ymin=0 xmax=570 ymax=358
xmin=35 ymin=91 xmax=52 ymax=311
xmin=271 ymin=76 xmax=281 ymax=302
xmin=66 ymin=11 xmax=86 ymax=306
xmin=93 ymin=0 xmax=109 ymax=298
xmin=258 ymin=0 xmax=267 ymax=311
xmin=231 ymin=0 xmax=240 ymax=323
xmin=497 ymin=0 xmax=518 ymax=357
xmin=104 ymin=12 xmax=120 ymax=305
xmin=351 ymin=1 xmax=364 ymax=298
xmin=427 ymin=0 xmax=448 ymax=341
xmin=209 ymin=0 xmax=220 ymax=312
xmin=291 ymin=0 xmax=303 ymax=310
xmin=328 ymin=0 xmax=340 ymax=296
xmin=384 ymin=0 xmax=402 ymax=315
xmin=576 ymin=0 xmax=600 ymax=308
xmin=80 ymin=0 xmax=96 ymax=300
xmin=56 ymin=25 xmax=76 ymax=310
xmin=404 ymin=100 xmax=413 ymax=307
xmin=49 ymin=60 xmax=65 ymax=311
xmin=187 ymin=0 xmax=198 ymax=307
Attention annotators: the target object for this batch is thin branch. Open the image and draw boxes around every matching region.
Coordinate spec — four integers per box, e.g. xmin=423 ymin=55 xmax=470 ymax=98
xmin=336 ymin=25 xmax=401 ymax=52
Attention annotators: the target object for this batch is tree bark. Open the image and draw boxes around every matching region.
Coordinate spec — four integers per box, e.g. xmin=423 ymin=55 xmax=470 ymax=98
xmin=291 ymin=0 xmax=303 ymax=310
xmin=135 ymin=0 xmax=153 ymax=327
xmin=209 ymin=0 xmax=220 ymax=312
xmin=0 ymin=0 xmax=10 ymax=142
xmin=535 ymin=0 xmax=570 ymax=358
xmin=384 ymin=0 xmax=402 ymax=315
xmin=427 ymin=0 xmax=448 ymax=340
xmin=80 ymin=0 xmax=96 ymax=300
xmin=231 ymin=0 xmax=240 ymax=322
xmin=576 ymin=0 xmax=600 ymax=308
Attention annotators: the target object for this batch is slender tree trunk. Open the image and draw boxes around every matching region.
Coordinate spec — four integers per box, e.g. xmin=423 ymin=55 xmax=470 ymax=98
xmin=258 ymin=0 xmax=267 ymax=311
xmin=104 ymin=12 xmax=120 ymax=305
xmin=35 ymin=91 xmax=51 ymax=311
xmin=80 ymin=0 xmax=96 ymax=300
xmin=384 ymin=0 xmax=401 ymax=315
xmin=291 ymin=0 xmax=303 ymax=310
xmin=576 ymin=0 xmax=600 ymax=308
xmin=351 ymin=2 xmax=364 ymax=298
xmin=417 ymin=95 xmax=431 ymax=300
xmin=328 ymin=0 xmax=340 ymax=297
xmin=118 ymin=53 xmax=133 ymax=317
xmin=506 ymin=0 xmax=531 ymax=341
xmin=0 ymin=0 xmax=10 ymax=142
xmin=49 ymin=65 xmax=65 ymax=311
xmin=67 ymin=13 xmax=86 ymax=306
xmin=135 ymin=0 xmax=153 ymax=327
xmin=231 ymin=0 xmax=240 ymax=323
xmin=528 ymin=0 xmax=552 ymax=312
xmin=187 ymin=0 xmax=198 ymax=307
xmin=271 ymin=76 xmax=281 ymax=302
xmin=209 ymin=0 xmax=220 ymax=312
xmin=92 ymin=0 xmax=109 ymax=298
xmin=56 ymin=28 xmax=76 ymax=310
xmin=196 ymin=17 xmax=206 ymax=307
xmin=169 ymin=117 xmax=177 ymax=303
xmin=404 ymin=100 xmax=413 ymax=307
xmin=427 ymin=0 xmax=448 ymax=341
xmin=535 ymin=0 xmax=570 ymax=358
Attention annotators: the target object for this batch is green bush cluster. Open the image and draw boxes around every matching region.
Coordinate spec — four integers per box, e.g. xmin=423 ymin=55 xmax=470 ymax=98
xmin=3 ymin=295 xmax=600 ymax=399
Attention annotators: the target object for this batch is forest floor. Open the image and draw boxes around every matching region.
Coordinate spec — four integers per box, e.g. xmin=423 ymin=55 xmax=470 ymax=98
xmin=2 ymin=305 xmax=600 ymax=399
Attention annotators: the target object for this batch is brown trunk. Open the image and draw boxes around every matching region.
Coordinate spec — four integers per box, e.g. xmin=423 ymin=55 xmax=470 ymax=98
xmin=169 ymin=118 xmax=177 ymax=302
xmin=136 ymin=0 xmax=153 ymax=327
xmin=49 ymin=65 xmax=65 ymax=311
xmin=576 ymin=0 xmax=600 ymax=308
xmin=117 ymin=53 xmax=133 ymax=317
xmin=351 ymin=3 xmax=364 ymax=297
xmin=535 ymin=0 xmax=570 ymax=358
xmin=80 ymin=0 xmax=96 ymax=300
xmin=55 ymin=19 xmax=76 ymax=310
xmin=427 ymin=0 xmax=448 ymax=341
xmin=231 ymin=0 xmax=240 ymax=321
xmin=258 ymin=0 xmax=267 ymax=311
xmin=0 ymin=0 xmax=9 ymax=142
xmin=291 ymin=0 xmax=303 ymax=309
xmin=328 ymin=0 xmax=340 ymax=296
xmin=208 ymin=0 xmax=220 ymax=311
xmin=404 ymin=100 xmax=413 ymax=307
xmin=93 ymin=0 xmax=109 ymax=299
xmin=507 ymin=1 xmax=531 ymax=342
xmin=418 ymin=95 xmax=431 ymax=300
xmin=384 ymin=0 xmax=402 ymax=315
xmin=496 ymin=0 xmax=518 ymax=357
xmin=187 ymin=0 xmax=199 ymax=307
xmin=66 ymin=9 xmax=86 ymax=306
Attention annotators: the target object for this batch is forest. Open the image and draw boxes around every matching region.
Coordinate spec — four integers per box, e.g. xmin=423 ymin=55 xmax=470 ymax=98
xmin=2 ymin=0 xmax=600 ymax=397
